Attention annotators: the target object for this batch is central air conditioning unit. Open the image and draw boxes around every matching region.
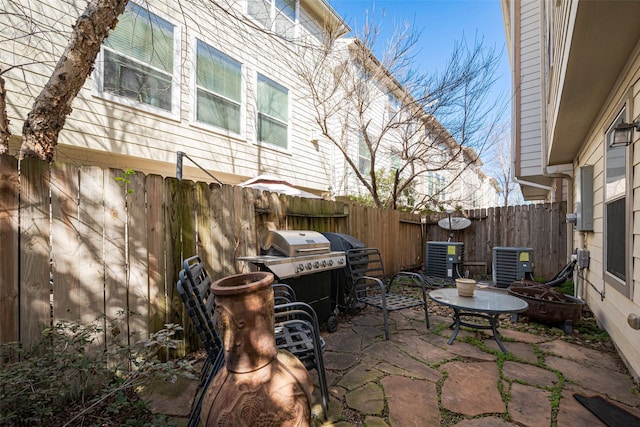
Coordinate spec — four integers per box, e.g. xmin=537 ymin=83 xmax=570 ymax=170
xmin=425 ymin=241 xmax=464 ymax=279
xmin=492 ymin=246 xmax=534 ymax=288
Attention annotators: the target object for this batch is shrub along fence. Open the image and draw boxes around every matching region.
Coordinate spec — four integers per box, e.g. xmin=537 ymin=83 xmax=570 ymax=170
xmin=0 ymin=155 xmax=567 ymax=353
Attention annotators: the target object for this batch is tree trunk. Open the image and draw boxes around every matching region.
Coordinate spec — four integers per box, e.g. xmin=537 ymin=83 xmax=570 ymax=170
xmin=0 ymin=70 xmax=9 ymax=154
xmin=19 ymin=0 xmax=129 ymax=161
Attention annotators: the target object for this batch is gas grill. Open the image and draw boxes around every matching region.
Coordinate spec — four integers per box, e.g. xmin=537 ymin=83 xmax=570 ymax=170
xmin=238 ymin=230 xmax=346 ymax=331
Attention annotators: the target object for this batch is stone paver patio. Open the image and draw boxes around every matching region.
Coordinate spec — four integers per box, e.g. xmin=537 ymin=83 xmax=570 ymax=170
xmin=146 ymin=304 xmax=640 ymax=426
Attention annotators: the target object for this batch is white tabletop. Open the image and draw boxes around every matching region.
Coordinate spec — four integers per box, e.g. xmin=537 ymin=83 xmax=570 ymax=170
xmin=429 ymin=288 xmax=528 ymax=314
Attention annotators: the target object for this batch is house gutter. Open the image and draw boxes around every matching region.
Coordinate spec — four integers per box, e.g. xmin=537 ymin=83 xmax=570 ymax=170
xmin=511 ymin=173 xmax=556 ymax=202
xmin=511 ymin=0 xmax=570 ymax=203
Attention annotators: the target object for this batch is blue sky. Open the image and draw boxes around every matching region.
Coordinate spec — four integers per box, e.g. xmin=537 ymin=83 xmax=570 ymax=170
xmin=327 ymin=0 xmax=511 ymax=120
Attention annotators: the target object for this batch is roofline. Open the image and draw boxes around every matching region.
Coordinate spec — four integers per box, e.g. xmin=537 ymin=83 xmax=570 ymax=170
xmin=303 ymin=0 xmax=351 ymax=37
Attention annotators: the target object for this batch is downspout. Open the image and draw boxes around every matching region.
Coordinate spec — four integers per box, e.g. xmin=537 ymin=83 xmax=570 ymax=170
xmin=537 ymin=0 xmax=574 ymax=264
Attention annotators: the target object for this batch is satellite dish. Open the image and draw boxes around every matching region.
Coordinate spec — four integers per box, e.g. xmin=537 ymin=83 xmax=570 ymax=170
xmin=438 ymin=217 xmax=471 ymax=231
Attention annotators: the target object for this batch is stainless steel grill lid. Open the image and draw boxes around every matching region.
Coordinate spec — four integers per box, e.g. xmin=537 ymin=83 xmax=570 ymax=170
xmin=260 ymin=230 xmax=330 ymax=257
xmin=239 ymin=230 xmax=345 ymax=279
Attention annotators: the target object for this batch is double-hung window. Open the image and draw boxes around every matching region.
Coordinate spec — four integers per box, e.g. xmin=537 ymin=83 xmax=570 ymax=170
xmin=604 ymin=108 xmax=630 ymax=296
xmin=427 ymin=172 xmax=446 ymax=201
xmin=388 ymin=93 xmax=400 ymax=123
xmin=99 ymin=3 xmax=179 ymax=115
xmin=257 ymin=74 xmax=289 ymax=149
xmin=358 ymin=133 xmax=371 ymax=174
xmin=248 ymin=0 xmax=297 ymax=37
xmin=195 ymin=40 xmax=242 ymax=134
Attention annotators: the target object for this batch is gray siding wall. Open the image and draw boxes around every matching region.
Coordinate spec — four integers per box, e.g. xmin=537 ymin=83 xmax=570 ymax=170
xmin=518 ymin=0 xmax=543 ymax=177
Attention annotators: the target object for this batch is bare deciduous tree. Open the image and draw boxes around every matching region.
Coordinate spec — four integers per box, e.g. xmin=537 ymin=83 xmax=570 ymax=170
xmin=0 ymin=69 xmax=9 ymax=153
xmin=292 ymin=12 xmax=504 ymax=210
xmin=486 ymin=122 xmax=523 ymax=206
xmin=20 ymin=0 xmax=129 ymax=161
xmin=0 ymin=0 xmax=129 ymax=162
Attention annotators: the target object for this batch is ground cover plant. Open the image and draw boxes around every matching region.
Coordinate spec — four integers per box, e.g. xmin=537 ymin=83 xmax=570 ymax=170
xmin=0 ymin=317 xmax=194 ymax=426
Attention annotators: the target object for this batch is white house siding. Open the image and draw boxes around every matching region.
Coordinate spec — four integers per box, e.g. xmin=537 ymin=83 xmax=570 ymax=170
xmin=1 ymin=0 xmax=339 ymax=192
xmin=502 ymin=0 xmax=640 ymax=381
xmin=572 ymin=53 xmax=640 ymax=381
xmin=546 ymin=0 xmax=573 ymax=139
xmin=518 ymin=0 xmax=544 ymax=178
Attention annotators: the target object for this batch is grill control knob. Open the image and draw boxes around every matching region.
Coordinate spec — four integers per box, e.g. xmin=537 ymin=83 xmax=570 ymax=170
xmin=337 ymin=258 xmax=345 ymax=265
xmin=296 ymin=263 xmax=304 ymax=273
xmin=313 ymin=261 xmax=320 ymax=268
xmin=321 ymin=260 xmax=327 ymax=267
xmin=306 ymin=263 xmax=313 ymax=270
xmin=328 ymin=260 xmax=333 ymax=266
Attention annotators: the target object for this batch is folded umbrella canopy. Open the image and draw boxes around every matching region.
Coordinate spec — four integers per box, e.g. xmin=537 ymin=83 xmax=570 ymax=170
xmin=238 ymin=175 xmax=322 ymax=199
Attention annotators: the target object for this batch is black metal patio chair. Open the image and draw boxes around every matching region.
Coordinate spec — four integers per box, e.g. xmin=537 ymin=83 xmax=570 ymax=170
xmin=274 ymin=300 xmax=329 ymax=417
xmin=345 ymin=247 xmax=430 ymax=340
xmin=177 ymin=255 xmax=224 ymax=427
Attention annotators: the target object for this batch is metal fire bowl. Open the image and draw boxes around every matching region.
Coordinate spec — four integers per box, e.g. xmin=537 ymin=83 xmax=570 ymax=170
xmin=508 ymin=280 xmax=584 ymax=325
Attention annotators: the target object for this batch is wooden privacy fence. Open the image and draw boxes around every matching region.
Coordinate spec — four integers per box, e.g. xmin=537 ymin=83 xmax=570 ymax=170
xmin=0 ymin=155 xmax=567 ymax=352
xmin=0 ymin=156 xmax=424 ymax=351
xmin=424 ymin=203 xmax=569 ymax=279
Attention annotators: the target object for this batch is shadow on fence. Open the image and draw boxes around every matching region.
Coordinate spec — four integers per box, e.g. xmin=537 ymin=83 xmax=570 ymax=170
xmin=0 ymin=155 xmax=567 ymax=352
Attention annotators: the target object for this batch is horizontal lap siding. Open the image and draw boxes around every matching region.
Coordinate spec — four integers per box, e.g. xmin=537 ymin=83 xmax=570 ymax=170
xmin=2 ymin=0 xmax=333 ymax=193
xmin=519 ymin=0 xmax=543 ymax=176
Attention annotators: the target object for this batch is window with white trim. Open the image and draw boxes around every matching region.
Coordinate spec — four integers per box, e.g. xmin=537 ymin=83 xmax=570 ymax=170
xmin=388 ymin=93 xmax=400 ymax=122
xmin=604 ymin=108 xmax=629 ymax=292
xmin=195 ymin=40 xmax=242 ymax=134
xmin=248 ymin=0 xmax=297 ymax=37
xmin=358 ymin=133 xmax=371 ymax=174
xmin=99 ymin=3 xmax=178 ymax=114
xmin=257 ymin=74 xmax=289 ymax=149
xmin=428 ymin=172 xmax=446 ymax=201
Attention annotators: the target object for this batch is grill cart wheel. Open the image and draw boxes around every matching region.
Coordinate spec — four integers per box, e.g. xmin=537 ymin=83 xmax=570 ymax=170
xmin=326 ymin=315 xmax=339 ymax=333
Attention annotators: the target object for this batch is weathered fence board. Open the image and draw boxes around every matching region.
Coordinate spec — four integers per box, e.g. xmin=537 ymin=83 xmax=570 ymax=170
xmin=103 ymin=169 xmax=126 ymax=347
xmin=128 ymin=172 xmax=149 ymax=343
xmin=146 ymin=174 xmax=166 ymax=335
xmin=51 ymin=162 xmax=80 ymax=324
xmin=0 ymin=155 xmax=19 ymax=342
xmin=79 ymin=166 xmax=107 ymax=329
xmin=0 ymin=156 xmax=568 ymax=352
xmin=19 ymin=159 xmax=51 ymax=347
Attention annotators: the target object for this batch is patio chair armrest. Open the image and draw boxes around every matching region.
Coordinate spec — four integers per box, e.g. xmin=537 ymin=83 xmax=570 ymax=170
xmin=274 ymin=304 xmax=326 ymax=359
xmin=272 ymin=283 xmax=297 ymax=304
xmin=274 ymin=301 xmax=321 ymax=331
xmin=353 ymin=276 xmax=386 ymax=293
xmin=389 ymin=271 xmax=428 ymax=301
xmin=390 ymin=271 xmax=427 ymax=290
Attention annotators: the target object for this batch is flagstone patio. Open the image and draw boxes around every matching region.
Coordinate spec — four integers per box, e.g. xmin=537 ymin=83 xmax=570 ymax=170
xmin=145 ymin=304 xmax=640 ymax=426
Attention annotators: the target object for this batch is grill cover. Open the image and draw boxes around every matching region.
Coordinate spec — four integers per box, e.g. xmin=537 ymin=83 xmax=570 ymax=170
xmin=261 ymin=230 xmax=330 ymax=257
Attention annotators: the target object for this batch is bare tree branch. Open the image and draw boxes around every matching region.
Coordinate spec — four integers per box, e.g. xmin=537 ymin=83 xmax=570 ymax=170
xmin=0 ymin=68 xmax=10 ymax=153
xmin=19 ymin=0 xmax=129 ymax=161
xmin=291 ymin=13 xmax=503 ymax=211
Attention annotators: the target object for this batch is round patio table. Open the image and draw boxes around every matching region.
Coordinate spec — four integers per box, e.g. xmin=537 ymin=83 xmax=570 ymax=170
xmin=429 ymin=288 xmax=528 ymax=353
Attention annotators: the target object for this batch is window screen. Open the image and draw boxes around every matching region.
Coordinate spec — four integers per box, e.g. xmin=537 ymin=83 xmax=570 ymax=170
xmin=196 ymin=41 xmax=242 ymax=133
xmin=257 ymin=75 xmax=288 ymax=148
xmin=102 ymin=4 xmax=175 ymax=111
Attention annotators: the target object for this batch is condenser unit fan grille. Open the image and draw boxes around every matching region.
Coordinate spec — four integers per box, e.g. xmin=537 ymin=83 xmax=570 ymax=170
xmin=425 ymin=242 xmax=464 ymax=279
xmin=493 ymin=247 xmax=534 ymax=288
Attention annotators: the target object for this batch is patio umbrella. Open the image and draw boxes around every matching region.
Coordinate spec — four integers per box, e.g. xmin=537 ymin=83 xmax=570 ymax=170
xmin=238 ymin=175 xmax=322 ymax=199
